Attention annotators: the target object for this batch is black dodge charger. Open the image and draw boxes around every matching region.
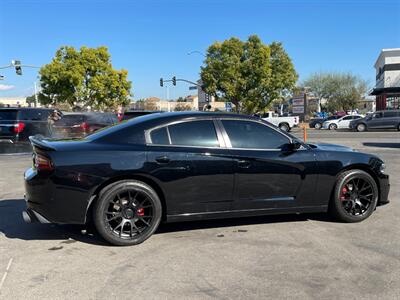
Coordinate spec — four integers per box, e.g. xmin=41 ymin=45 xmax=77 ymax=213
xmin=23 ymin=112 xmax=390 ymax=246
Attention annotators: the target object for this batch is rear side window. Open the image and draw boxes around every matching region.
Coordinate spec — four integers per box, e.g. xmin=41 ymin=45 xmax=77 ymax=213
xmin=150 ymin=127 xmax=169 ymax=145
xmin=222 ymin=120 xmax=289 ymax=149
xmin=0 ymin=110 xmax=17 ymax=121
xmin=383 ymin=111 xmax=398 ymax=118
xmin=168 ymin=120 xmax=219 ymax=147
xmin=342 ymin=116 xmax=353 ymax=120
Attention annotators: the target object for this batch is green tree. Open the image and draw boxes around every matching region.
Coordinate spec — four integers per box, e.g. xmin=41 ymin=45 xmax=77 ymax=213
xmin=25 ymin=94 xmax=37 ymax=106
xmin=303 ymin=72 xmax=368 ymax=112
xmin=38 ymin=46 xmax=132 ymax=111
xmin=200 ymin=35 xmax=297 ymax=113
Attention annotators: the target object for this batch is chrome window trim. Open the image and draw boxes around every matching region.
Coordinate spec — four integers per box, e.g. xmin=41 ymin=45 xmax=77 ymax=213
xmin=218 ymin=118 xmax=293 ymax=151
xmin=145 ymin=117 xmax=224 ymax=148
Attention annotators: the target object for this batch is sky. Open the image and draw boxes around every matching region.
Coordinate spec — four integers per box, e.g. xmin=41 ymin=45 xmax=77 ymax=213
xmin=0 ymin=0 xmax=399 ymax=100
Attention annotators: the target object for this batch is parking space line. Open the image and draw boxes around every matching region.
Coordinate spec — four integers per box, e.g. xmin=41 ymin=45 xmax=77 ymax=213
xmin=0 ymin=258 xmax=13 ymax=293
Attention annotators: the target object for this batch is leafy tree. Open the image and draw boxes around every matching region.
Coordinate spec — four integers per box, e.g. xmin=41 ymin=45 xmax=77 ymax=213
xmin=25 ymin=94 xmax=37 ymax=106
xmin=38 ymin=46 xmax=132 ymax=111
xmin=303 ymin=72 xmax=368 ymax=112
xmin=176 ymin=97 xmax=186 ymax=102
xmin=174 ymin=103 xmax=192 ymax=111
xmin=200 ymin=35 xmax=297 ymax=113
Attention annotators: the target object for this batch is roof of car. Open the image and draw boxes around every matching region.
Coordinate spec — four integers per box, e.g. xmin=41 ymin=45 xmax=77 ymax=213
xmin=0 ymin=107 xmax=53 ymax=111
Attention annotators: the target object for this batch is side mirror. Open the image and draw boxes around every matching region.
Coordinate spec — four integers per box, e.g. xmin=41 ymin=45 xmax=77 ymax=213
xmin=282 ymin=141 xmax=302 ymax=152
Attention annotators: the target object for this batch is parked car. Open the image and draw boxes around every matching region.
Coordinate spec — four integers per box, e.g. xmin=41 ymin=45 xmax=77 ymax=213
xmin=121 ymin=110 xmax=162 ymax=121
xmin=309 ymin=115 xmax=341 ymax=129
xmin=0 ymin=107 xmax=57 ymax=143
xmin=52 ymin=112 xmax=118 ymax=138
xmin=23 ymin=112 xmax=389 ymax=246
xmin=322 ymin=114 xmax=364 ymax=130
xmin=350 ymin=110 xmax=400 ymax=132
xmin=260 ymin=111 xmax=299 ymax=132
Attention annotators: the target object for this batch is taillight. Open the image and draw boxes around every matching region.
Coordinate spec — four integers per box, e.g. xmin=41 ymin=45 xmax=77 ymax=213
xmin=34 ymin=153 xmax=54 ymax=171
xmin=80 ymin=122 xmax=89 ymax=131
xmin=14 ymin=122 xmax=25 ymax=133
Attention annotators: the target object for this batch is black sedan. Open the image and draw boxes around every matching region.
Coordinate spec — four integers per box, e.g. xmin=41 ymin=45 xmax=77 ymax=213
xmin=23 ymin=112 xmax=390 ymax=246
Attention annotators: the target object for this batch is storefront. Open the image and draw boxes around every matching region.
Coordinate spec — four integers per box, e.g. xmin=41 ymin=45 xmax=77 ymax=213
xmin=371 ymin=88 xmax=400 ymax=110
xmin=371 ymin=48 xmax=400 ymax=111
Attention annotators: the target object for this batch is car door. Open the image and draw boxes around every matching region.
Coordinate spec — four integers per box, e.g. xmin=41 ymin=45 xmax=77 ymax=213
xmin=146 ymin=119 xmax=234 ymax=215
xmin=366 ymin=112 xmax=384 ymax=129
xmin=381 ymin=111 xmax=399 ymax=128
xmin=219 ymin=119 xmax=318 ymax=211
xmin=337 ymin=116 xmax=353 ymax=128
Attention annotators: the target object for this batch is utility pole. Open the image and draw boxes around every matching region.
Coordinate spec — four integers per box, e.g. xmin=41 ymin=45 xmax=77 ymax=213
xmin=34 ymin=81 xmax=38 ymax=108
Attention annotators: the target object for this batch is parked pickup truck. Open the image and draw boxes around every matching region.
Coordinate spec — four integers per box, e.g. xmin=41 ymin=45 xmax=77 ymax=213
xmin=260 ymin=111 xmax=299 ymax=132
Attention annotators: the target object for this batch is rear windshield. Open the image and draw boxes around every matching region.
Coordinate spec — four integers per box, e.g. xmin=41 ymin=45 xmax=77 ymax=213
xmin=55 ymin=115 xmax=85 ymax=125
xmin=0 ymin=110 xmax=17 ymax=121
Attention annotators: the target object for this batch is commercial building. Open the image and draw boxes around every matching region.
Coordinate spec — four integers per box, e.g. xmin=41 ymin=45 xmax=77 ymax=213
xmin=370 ymin=48 xmax=400 ymax=110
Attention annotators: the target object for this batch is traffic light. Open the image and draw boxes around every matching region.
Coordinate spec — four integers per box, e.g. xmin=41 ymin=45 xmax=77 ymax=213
xmin=160 ymin=78 xmax=163 ymax=87
xmin=13 ymin=60 xmax=22 ymax=75
xmin=172 ymin=76 xmax=176 ymax=86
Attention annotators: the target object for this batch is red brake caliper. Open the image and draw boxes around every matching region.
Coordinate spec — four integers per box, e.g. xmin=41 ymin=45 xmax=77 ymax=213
xmin=340 ymin=186 xmax=348 ymax=201
xmin=137 ymin=207 xmax=144 ymax=217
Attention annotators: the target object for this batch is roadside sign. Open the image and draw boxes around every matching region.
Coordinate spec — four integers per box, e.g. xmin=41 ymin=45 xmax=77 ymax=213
xmin=292 ymin=106 xmax=304 ymax=113
xmin=225 ymin=102 xmax=233 ymax=112
xmin=189 ymin=86 xmax=197 ymax=90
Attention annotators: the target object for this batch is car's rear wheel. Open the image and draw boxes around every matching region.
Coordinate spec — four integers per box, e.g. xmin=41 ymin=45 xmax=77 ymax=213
xmin=93 ymin=180 xmax=162 ymax=246
xmin=279 ymin=123 xmax=290 ymax=132
xmin=329 ymin=123 xmax=337 ymax=130
xmin=356 ymin=123 xmax=366 ymax=132
xmin=314 ymin=122 xmax=322 ymax=130
xmin=329 ymin=170 xmax=378 ymax=223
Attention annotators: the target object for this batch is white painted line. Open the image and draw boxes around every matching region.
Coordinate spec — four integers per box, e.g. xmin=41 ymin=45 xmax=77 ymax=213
xmin=0 ymin=258 xmax=13 ymax=292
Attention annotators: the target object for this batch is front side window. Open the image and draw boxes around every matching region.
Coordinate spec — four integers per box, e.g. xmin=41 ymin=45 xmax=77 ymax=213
xmin=167 ymin=120 xmax=219 ymax=147
xmin=222 ymin=120 xmax=289 ymax=149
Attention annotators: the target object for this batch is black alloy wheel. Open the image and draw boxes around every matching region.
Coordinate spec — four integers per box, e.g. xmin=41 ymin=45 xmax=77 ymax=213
xmin=93 ymin=180 xmax=162 ymax=246
xmin=330 ymin=170 xmax=378 ymax=222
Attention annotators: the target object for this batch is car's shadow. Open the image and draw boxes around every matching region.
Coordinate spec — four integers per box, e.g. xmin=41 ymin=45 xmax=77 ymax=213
xmin=0 ymin=198 xmax=331 ymax=247
xmin=363 ymin=142 xmax=400 ymax=149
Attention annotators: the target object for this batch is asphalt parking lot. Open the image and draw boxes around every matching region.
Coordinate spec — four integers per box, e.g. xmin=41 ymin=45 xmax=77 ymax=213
xmin=0 ymin=129 xmax=399 ymax=299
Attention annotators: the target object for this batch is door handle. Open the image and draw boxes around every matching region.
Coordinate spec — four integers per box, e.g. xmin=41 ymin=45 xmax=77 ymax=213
xmin=155 ymin=156 xmax=170 ymax=164
xmin=237 ymin=159 xmax=251 ymax=168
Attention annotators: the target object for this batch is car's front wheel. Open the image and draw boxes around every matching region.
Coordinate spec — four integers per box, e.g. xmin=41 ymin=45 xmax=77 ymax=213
xmin=93 ymin=180 xmax=162 ymax=246
xmin=314 ymin=122 xmax=322 ymax=130
xmin=356 ymin=123 xmax=366 ymax=132
xmin=329 ymin=123 xmax=337 ymax=130
xmin=329 ymin=169 xmax=378 ymax=223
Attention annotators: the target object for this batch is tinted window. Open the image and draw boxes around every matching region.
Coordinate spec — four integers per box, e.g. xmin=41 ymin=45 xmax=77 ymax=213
xmin=373 ymin=112 xmax=383 ymax=119
xmin=353 ymin=116 xmax=362 ymax=119
xmin=342 ymin=116 xmax=352 ymax=120
xmin=0 ymin=110 xmax=17 ymax=121
xmin=222 ymin=120 xmax=289 ymax=149
xmin=150 ymin=127 xmax=169 ymax=145
xmin=19 ymin=110 xmax=50 ymax=121
xmin=384 ymin=111 xmax=398 ymax=118
xmin=168 ymin=120 xmax=219 ymax=147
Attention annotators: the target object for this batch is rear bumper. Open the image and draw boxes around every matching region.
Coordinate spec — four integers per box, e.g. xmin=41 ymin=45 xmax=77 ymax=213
xmin=24 ymin=167 xmax=94 ymax=224
xmin=22 ymin=206 xmax=50 ymax=223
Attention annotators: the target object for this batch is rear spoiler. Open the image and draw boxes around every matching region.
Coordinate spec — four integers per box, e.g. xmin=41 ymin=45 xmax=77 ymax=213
xmin=29 ymin=135 xmax=56 ymax=151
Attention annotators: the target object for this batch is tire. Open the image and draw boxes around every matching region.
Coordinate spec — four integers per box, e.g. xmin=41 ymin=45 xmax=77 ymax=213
xmin=279 ymin=123 xmax=290 ymax=132
xmin=329 ymin=123 xmax=337 ymax=130
xmin=356 ymin=123 xmax=366 ymax=132
xmin=329 ymin=169 xmax=378 ymax=223
xmin=93 ymin=180 xmax=162 ymax=246
xmin=314 ymin=122 xmax=322 ymax=130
